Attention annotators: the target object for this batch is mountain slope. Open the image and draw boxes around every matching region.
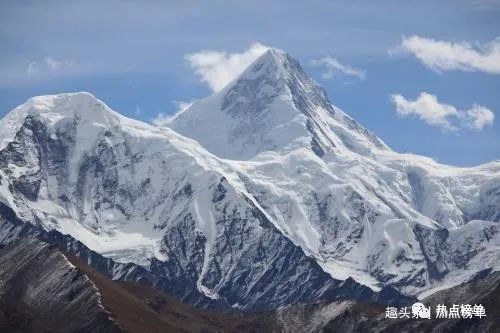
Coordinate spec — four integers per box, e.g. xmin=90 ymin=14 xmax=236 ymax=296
xmin=250 ymin=271 xmax=500 ymax=333
xmin=0 ymin=237 xmax=264 ymax=333
xmin=0 ymin=48 xmax=498 ymax=311
xmin=65 ymin=250 xmax=248 ymax=332
xmin=0 ymin=238 xmax=120 ymax=333
xmin=168 ymin=48 xmax=500 ymax=297
xmin=0 ymin=92 xmax=410 ymax=311
xmin=2 ymin=236 xmax=496 ymax=333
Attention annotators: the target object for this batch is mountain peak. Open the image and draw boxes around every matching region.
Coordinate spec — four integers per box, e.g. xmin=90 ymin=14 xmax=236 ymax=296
xmin=0 ymin=92 xmax=125 ymax=151
xmin=5 ymin=92 xmax=109 ymax=121
xmin=18 ymin=92 xmax=105 ymax=116
xmin=242 ymin=47 xmax=287 ymax=73
xmin=227 ymin=47 xmax=313 ymax=94
xmin=169 ymin=49 xmax=388 ymax=160
xmin=254 ymin=47 xmax=283 ymax=61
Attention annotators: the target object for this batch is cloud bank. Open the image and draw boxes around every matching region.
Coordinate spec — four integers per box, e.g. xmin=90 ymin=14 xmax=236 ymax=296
xmin=398 ymin=35 xmax=500 ymax=74
xmin=184 ymin=42 xmax=269 ymax=92
xmin=391 ymin=92 xmax=494 ymax=131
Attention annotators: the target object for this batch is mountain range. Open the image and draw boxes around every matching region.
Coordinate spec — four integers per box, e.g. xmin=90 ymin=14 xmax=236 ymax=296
xmin=0 ymin=48 xmax=498 ymax=319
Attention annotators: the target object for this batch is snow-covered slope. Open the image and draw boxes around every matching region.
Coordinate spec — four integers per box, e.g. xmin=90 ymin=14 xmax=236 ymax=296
xmin=0 ymin=48 xmax=498 ymax=309
xmin=228 ymin=146 xmax=500 ymax=297
xmin=168 ymin=48 xmax=500 ymax=297
xmin=0 ymin=92 xmax=411 ymax=310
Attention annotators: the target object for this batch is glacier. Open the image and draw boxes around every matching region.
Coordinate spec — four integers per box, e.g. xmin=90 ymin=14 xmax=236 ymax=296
xmin=0 ymin=48 xmax=498 ymax=309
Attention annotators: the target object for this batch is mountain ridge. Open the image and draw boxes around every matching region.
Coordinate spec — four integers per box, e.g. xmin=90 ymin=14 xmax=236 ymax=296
xmin=0 ymin=49 xmax=498 ymax=310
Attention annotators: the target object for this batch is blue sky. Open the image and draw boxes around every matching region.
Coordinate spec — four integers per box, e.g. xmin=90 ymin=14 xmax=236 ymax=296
xmin=0 ymin=0 xmax=498 ymax=166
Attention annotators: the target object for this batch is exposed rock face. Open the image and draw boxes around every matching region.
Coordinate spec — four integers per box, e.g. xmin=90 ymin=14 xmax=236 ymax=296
xmin=264 ymin=271 xmax=500 ymax=333
xmin=1 ymin=233 xmax=496 ymax=332
xmin=0 ymin=48 xmax=498 ymax=313
xmin=0 ymin=178 xmax=412 ymax=313
xmin=0 ymin=200 xmax=218 ymax=309
xmin=0 ymin=238 xmax=120 ymax=333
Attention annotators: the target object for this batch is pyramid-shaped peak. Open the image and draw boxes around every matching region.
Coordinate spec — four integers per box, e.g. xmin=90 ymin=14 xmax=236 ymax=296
xmin=256 ymin=47 xmax=297 ymax=65
xmin=232 ymin=47 xmax=304 ymax=85
xmin=222 ymin=47 xmax=334 ymax=118
xmin=169 ymin=48 xmax=388 ymax=160
xmin=254 ymin=47 xmax=287 ymax=64
xmin=168 ymin=48 xmax=340 ymax=160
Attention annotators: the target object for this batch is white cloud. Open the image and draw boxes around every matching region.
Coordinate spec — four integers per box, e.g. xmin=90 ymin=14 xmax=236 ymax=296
xmin=391 ymin=93 xmax=459 ymax=131
xmin=185 ymin=42 xmax=269 ymax=92
xmin=45 ymin=57 xmax=74 ymax=70
xmin=311 ymin=56 xmax=366 ymax=80
xmin=398 ymin=35 xmax=500 ymax=74
xmin=391 ymin=92 xmax=494 ymax=131
xmin=45 ymin=57 xmax=62 ymax=70
xmin=151 ymin=113 xmax=172 ymax=127
xmin=152 ymin=99 xmax=196 ymax=126
xmin=460 ymin=104 xmax=496 ymax=130
xmin=172 ymin=100 xmax=195 ymax=114
xmin=26 ymin=57 xmax=74 ymax=76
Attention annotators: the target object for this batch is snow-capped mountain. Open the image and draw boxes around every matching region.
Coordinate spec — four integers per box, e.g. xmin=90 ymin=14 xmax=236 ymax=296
xmin=169 ymin=48 xmax=500 ymax=297
xmin=0 ymin=48 xmax=498 ymax=310
xmin=0 ymin=91 xmax=409 ymax=310
xmin=169 ymin=49 xmax=388 ymax=160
